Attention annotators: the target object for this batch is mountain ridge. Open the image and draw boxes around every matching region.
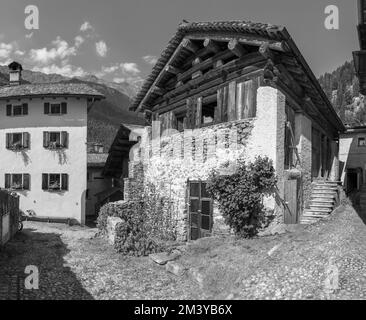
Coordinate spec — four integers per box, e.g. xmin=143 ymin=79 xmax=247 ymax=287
xmin=0 ymin=65 xmax=145 ymax=151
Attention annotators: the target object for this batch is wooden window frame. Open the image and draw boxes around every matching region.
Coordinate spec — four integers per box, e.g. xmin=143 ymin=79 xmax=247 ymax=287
xmin=42 ymin=173 xmax=69 ymax=192
xmin=44 ymin=102 xmax=67 ymax=115
xmin=6 ymin=104 xmax=28 ymax=117
xmin=5 ymin=173 xmax=30 ymax=191
xmin=43 ymin=131 xmax=68 ymax=149
xmin=358 ymin=137 xmax=366 ymax=147
xmin=6 ymin=132 xmax=30 ymax=150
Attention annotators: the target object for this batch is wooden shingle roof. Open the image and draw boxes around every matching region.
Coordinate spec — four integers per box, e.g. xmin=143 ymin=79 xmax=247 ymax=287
xmin=0 ymin=83 xmax=105 ymax=100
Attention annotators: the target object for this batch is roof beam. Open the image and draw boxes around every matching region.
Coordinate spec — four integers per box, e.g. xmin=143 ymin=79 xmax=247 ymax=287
xmin=259 ymin=42 xmax=274 ymax=61
xmin=182 ymin=38 xmax=199 ymax=53
xmin=203 ymin=38 xmax=221 ymax=54
xmin=228 ymin=39 xmax=248 ymax=58
xmin=164 ymin=65 xmax=181 ymax=75
xmin=151 ymin=86 xmax=166 ymax=96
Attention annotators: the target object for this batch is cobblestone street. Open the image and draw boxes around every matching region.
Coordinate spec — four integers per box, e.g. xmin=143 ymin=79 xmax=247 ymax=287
xmin=1 ymin=203 xmax=366 ymax=300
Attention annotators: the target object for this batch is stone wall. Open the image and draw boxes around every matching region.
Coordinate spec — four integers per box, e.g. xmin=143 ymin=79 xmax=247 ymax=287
xmin=124 ymin=86 xmax=290 ymax=241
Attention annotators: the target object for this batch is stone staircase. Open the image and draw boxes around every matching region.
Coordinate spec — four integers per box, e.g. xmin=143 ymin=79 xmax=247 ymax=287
xmin=300 ymin=181 xmax=340 ymax=225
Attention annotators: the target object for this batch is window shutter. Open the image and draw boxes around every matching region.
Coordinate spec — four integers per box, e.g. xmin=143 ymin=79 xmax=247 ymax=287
xmin=61 ymin=131 xmax=68 ymax=148
xmin=6 ymin=133 xmax=10 ymax=149
xmin=43 ymin=132 xmax=50 ymax=148
xmin=5 ymin=174 xmax=11 ymax=189
xmin=23 ymin=132 xmax=30 ymax=149
xmin=23 ymin=174 xmax=30 ymax=190
xmin=61 ymin=102 xmax=67 ymax=114
xmin=42 ymin=174 xmax=49 ymax=190
xmin=44 ymin=102 xmax=50 ymax=114
xmin=22 ymin=103 xmax=28 ymax=115
xmin=6 ymin=105 xmax=12 ymax=116
xmin=61 ymin=174 xmax=69 ymax=191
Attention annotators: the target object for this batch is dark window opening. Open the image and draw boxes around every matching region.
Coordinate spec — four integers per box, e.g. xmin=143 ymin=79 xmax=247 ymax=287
xmin=358 ymin=137 xmax=366 ymax=147
xmin=176 ymin=114 xmax=186 ymax=132
xmin=51 ymin=104 xmax=61 ymax=114
xmin=5 ymin=173 xmax=30 ymax=190
xmin=201 ymin=100 xmax=216 ymax=125
xmin=284 ymin=104 xmax=296 ymax=169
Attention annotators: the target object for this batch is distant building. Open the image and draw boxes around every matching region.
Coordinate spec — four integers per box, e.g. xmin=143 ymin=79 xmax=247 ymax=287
xmin=0 ymin=61 xmax=104 ymax=224
xmin=87 ymin=143 xmax=115 ymax=218
xmin=339 ymin=126 xmax=366 ymax=193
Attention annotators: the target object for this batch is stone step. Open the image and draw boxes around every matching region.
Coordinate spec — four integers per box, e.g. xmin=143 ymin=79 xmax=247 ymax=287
xmin=310 ymin=198 xmax=335 ymax=204
xmin=315 ymin=181 xmax=339 ymax=187
xmin=308 ymin=202 xmax=334 ymax=208
xmin=303 ymin=210 xmax=330 ymax=216
xmin=311 ymin=193 xmax=336 ymax=199
xmin=309 ymin=206 xmax=332 ymax=213
xmin=313 ymin=186 xmax=338 ymax=191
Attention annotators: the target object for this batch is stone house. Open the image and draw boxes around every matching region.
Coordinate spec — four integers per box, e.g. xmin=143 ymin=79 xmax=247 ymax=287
xmin=115 ymin=21 xmax=344 ymax=240
xmin=0 ymin=62 xmax=104 ymax=225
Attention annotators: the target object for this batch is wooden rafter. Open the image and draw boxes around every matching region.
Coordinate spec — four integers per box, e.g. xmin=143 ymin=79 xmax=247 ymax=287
xmin=182 ymin=38 xmax=199 ymax=53
xmin=203 ymin=38 xmax=221 ymax=54
xmin=228 ymin=39 xmax=247 ymax=57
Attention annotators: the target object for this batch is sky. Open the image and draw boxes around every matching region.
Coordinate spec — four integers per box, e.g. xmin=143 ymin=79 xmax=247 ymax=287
xmin=0 ymin=0 xmax=360 ymax=88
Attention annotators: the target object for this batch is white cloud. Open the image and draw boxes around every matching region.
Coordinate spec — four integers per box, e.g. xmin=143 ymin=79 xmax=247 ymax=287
xmin=74 ymin=35 xmax=84 ymax=48
xmin=95 ymin=40 xmax=108 ymax=57
xmin=80 ymin=21 xmax=94 ymax=32
xmin=120 ymin=62 xmax=140 ymax=75
xmin=142 ymin=55 xmax=158 ymax=65
xmin=32 ymin=63 xmax=86 ymax=78
xmin=29 ymin=36 xmax=77 ymax=65
xmin=15 ymin=50 xmax=25 ymax=56
xmin=0 ymin=43 xmax=14 ymax=59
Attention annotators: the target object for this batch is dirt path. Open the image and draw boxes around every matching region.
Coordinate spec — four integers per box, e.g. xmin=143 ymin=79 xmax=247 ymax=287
xmin=1 ymin=203 xmax=366 ymax=300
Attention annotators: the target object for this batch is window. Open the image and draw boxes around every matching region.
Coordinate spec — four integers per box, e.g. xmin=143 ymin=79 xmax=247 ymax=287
xmin=199 ymin=95 xmax=217 ymax=126
xmin=42 ymin=173 xmax=68 ymax=191
xmin=174 ymin=114 xmax=186 ymax=132
xmin=5 ymin=173 xmax=30 ymax=190
xmin=43 ymin=131 xmax=68 ymax=149
xmin=358 ymin=137 xmax=366 ymax=147
xmin=44 ymin=102 xmax=67 ymax=115
xmin=6 ymin=104 xmax=28 ymax=117
xmin=6 ymin=132 xmax=30 ymax=150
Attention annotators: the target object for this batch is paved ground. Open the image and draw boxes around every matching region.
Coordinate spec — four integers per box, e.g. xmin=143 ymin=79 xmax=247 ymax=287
xmin=1 ymin=202 xmax=366 ymax=300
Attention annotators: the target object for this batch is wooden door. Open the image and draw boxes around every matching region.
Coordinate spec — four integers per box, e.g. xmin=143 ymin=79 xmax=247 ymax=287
xmin=188 ymin=181 xmax=213 ymax=240
xmin=284 ymin=179 xmax=299 ymax=224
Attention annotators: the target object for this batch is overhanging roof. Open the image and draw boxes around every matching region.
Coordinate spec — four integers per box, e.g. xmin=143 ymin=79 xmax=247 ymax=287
xmin=102 ymin=124 xmax=138 ymax=178
xmin=130 ymin=20 xmax=344 ymax=133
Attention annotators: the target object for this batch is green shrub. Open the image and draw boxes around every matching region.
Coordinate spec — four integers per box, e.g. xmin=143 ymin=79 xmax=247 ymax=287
xmin=97 ymin=200 xmax=163 ymax=256
xmin=207 ymin=156 xmax=277 ymax=238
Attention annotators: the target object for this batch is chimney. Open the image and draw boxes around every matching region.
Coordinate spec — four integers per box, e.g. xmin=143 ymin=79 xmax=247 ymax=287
xmin=8 ymin=61 xmax=23 ymax=86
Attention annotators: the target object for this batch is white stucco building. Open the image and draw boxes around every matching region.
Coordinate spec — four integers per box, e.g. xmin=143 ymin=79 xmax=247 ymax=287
xmin=0 ymin=62 xmax=104 ymax=224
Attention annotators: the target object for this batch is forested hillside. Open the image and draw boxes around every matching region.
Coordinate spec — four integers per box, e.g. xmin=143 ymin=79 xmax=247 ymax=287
xmin=318 ymin=61 xmax=365 ymax=126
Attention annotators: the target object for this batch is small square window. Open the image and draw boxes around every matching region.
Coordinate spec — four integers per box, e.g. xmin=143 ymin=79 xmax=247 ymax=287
xmin=49 ymin=174 xmax=61 ymax=190
xmin=175 ymin=115 xmax=186 ymax=132
xmin=358 ymin=137 xmax=366 ymax=147
xmin=13 ymin=105 xmax=23 ymax=116
xmin=201 ymin=100 xmax=216 ymax=125
xmin=51 ymin=104 xmax=61 ymax=114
